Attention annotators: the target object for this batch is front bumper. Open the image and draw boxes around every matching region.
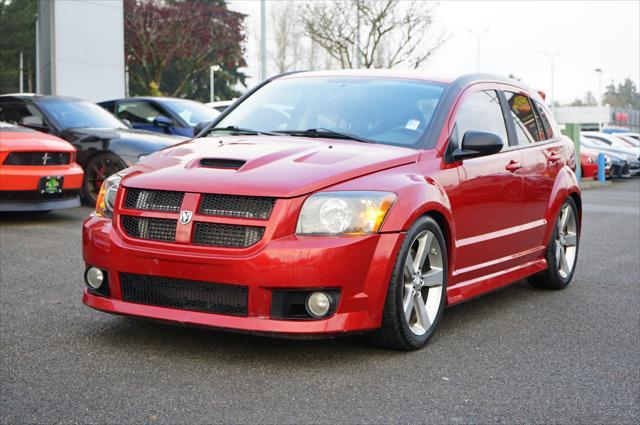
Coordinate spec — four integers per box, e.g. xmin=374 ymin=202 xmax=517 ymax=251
xmin=83 ymin=215 xmax=404 ymax=336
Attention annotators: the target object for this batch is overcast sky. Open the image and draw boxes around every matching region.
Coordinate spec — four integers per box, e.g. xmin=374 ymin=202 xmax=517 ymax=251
xmin=228 ymin=0 xmax=640 ymax=104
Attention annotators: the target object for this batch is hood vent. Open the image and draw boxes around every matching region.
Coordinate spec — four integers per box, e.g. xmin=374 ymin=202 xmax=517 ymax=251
xmin=199 ymin=158 xmax=246 ymax=170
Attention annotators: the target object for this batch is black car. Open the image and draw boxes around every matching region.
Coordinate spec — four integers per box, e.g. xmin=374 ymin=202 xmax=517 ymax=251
xmin=0 ymin=94 xmax=186 ymax=203
xmin=99 ymin=97 xmax=220 ymax=137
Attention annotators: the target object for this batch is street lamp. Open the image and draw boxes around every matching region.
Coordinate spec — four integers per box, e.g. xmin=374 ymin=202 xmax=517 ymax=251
xmin=542 ymin=50 xmax=564 ymax=115
xmin=595 ymin=68 xmax=604 ymax=131
xmin=466 ymin=28 xmax=490 ymax=72
xmin=210 ymin=65 xmax=221 ymax=102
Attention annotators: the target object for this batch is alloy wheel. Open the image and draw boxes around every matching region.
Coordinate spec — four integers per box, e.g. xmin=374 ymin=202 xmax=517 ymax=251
xmin=556 ymin=204 xmax=578 ymax=279
xmin=402 ymin=230 xmax=445 ymax=336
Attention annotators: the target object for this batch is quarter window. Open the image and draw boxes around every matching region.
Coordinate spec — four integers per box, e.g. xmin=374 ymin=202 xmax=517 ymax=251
xmin=535 ymin=101 xmax=555 ymax=139
xmin=455 ymin=90 xmax=508 ymax=149
xmin=504 ymin=92 xmax=542 ymax=144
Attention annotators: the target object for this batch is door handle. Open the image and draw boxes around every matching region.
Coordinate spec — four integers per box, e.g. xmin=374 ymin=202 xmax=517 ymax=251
xmin=548 ymin=153 xmax=562 ymax=163
xmin=505 ymin=160 xmax=523 ymax=172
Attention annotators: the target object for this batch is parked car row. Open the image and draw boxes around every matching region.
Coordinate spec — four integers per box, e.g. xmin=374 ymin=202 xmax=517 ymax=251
xmin=579 ymin=131 xmax=640 ymax=179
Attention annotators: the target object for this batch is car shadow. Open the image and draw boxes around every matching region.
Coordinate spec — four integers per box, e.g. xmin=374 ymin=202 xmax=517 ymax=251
xmin=89 ymin=278 xmax=551 ymax=366
xmin=0 ymin=207 xmax=91 ymax=224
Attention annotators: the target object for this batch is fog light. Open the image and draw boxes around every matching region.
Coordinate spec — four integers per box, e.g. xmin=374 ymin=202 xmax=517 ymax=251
xmin=85 ymin=267 xmax=104 ymax=289
xmin=306 ymin=292 xmax=332 ymax=318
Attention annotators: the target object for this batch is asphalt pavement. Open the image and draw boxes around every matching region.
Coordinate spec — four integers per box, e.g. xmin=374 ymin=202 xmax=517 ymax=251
xmin=1 ymin=180 xmax=639 ymax=424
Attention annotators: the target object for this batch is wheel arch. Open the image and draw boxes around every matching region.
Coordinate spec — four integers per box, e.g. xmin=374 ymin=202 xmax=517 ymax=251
xmin=543 ymin=166 xmax=581 ymax=246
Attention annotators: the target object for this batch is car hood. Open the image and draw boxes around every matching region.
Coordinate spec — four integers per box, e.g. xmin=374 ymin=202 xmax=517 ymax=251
xmin=0 ymin=130 xmax=75 ymax=152
xmin=61 ymin=127 xmax=186 ymax=148
xmin=123 ymin=135 xmax=420 ymax=198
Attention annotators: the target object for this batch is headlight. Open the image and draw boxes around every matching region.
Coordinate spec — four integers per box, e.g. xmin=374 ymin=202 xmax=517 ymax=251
xmin=296 ymin=191 xmax=397 ymax=235
xmin=605 ymin=155 xmax=612 ymax=165
xmin=586 ymin=156 xmax=595 ymax=164
xmin=95 ymin=172 xmax=125 ymax=217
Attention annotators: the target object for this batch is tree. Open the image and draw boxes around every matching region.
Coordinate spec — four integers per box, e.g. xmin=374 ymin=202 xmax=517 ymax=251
xmin=0 ymin=0 xmax=37 ymax=94
xmin=124 ymin=0 xmax=246 ymax=100
xmin=302 ymin=0 xmax=445 ymax=69
xmin=602 ymin=78 xmax=640 ymax=109
xmin=570 ymin=91 xmax=597 ymax=106
xmin=269 ymin=1 xmax=303 ymax=74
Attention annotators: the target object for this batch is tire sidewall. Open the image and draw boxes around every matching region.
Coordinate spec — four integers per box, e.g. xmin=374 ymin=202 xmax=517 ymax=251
xmin=81 ymin=152 xmax=126 ymax=205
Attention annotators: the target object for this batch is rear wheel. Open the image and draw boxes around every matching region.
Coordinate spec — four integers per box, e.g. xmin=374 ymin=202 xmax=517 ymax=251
xmin=367 ymin=216 xmax=447 ymax=350
xmin=528 ymin=197 xmax=580 ymax=289
xmin=81 ymin=152 xmax=126 ymax=205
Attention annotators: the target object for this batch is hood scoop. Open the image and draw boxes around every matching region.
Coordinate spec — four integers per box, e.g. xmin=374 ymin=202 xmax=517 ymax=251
xmin=199 ymin=158 xmax=246 ymax=170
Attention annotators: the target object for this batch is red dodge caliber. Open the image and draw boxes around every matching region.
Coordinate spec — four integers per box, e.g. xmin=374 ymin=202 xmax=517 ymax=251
xmin=83 ymin=71 xmax=581 ymax=350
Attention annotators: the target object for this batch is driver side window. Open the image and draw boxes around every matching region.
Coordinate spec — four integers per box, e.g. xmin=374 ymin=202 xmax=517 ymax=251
xmin=0 ymin=103 xmax=48 ymax=131
xmin=454 ymin=90 xmax=508 ymax=150
xmin=116 ymin=101 xmax=170 ymax=124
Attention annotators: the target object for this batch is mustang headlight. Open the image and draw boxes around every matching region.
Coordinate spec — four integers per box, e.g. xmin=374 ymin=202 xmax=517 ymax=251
xmin=296 ymin=191 xmax=397 ymax=235
xmin=95 ymin=172 xmax=125 ymax=217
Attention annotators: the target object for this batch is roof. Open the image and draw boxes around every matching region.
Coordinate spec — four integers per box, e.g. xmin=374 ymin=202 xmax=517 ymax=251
xmin=0 ymin=93 xmax=82 ymax=103
xmin=99 ymin=96 xmax=195 ymax=104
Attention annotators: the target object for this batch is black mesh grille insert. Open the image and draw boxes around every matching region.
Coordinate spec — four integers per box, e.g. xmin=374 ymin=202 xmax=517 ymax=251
xmin=121 ymin=216 xmax=177 ymax=242
xmin=193 ymin=222 xmax=264 ymax=248
xmin=124 ymin=188 xmax=184 ymax=212
xmin=199 ymin=194 xmax=275 ymax=219
xmin=3 ymin=151 xmax=70 ymax=166
xmin=120 ymin=273 xmax=248 ymax=316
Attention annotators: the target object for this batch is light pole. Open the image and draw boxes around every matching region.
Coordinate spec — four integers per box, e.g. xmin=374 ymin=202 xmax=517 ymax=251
xmin=543 ymin=50 xmax=564 ymax=115
xmin=260 ymin=0 xmax=267 ymax=81
xmin=466 ymin=28 xmax=489 ymax=72
xmin=210 ymin=65 xmax=220 ymax=102
xmin=595 ymin=68 xmax=604 ymax=131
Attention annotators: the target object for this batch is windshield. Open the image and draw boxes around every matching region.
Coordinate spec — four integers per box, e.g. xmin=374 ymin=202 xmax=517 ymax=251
xmin=39 ymin=100 xmax=126 ymax=130
xmin=163 ymin=99 xmax=220 ymax=126
xmin=582 ymin=137 xmax=608 ymax=148
xmin=215 ymin=77 xmax=446 ymax=148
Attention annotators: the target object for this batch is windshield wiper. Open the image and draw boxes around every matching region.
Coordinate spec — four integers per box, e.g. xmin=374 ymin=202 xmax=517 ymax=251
xmin=275 ymin=128 xmax=375 ymax=144
xmin=206 ymin=125 xmax=279 ymax=136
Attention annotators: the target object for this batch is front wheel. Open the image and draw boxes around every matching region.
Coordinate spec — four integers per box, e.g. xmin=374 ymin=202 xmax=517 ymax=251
xmin=367 ymin=216 xmax=448 ymax=350
xmin=528 ymin=197 xmax=580 ymax=289
xmin=81 ymin=152 xmax=126 ymax=205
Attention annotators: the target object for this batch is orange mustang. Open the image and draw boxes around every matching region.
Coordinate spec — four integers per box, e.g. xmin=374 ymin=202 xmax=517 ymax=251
xmin=0 ymin=122 xmax=83 ymax=211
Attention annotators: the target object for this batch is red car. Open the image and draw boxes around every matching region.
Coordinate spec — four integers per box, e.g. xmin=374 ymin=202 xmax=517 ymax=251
xmin=1 ymin=122 xmax=83 ymax=211
xmin=83 ymin=71 xmax=581 ymax=350
xmin=580 ymin=147 xmax=611 ymax=179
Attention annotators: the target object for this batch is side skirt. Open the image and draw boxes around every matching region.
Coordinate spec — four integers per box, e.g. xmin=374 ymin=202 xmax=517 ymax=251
xmin=446 ymin=259 xmax=547 ymax=305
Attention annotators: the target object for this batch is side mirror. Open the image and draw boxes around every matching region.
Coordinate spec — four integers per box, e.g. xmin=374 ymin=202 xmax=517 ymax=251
xmin=452 ymin=131 xmax=504 ymax=161
xmin=193 ymin=121 xmax=212 ymax=137
xmin=153 ymin=116 xmax=173 ymax=128
xmin=121 ymin=118 xmax=132 ymax=128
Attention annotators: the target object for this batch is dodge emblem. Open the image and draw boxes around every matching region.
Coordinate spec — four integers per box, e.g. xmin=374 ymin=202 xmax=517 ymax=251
xmin=179 ymin=210 xmax=193 ymax=225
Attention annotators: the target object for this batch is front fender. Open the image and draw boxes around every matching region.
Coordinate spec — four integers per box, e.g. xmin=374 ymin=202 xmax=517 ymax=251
xmin=543 ymin=165 xmax=581 ymax=246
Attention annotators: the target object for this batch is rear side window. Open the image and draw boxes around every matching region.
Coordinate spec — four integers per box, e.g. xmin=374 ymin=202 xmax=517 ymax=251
xmin=455 ymin=90 xmax=508 ymax=149
xmin=504 ymin=92 xmax=542 ymax=144
xmin=116 ymin=101 xmax=170 ymax=124
xmin=535 ymin=101 xmax=555 ymax=139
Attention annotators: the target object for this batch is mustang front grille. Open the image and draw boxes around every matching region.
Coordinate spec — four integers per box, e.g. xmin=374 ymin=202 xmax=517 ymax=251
xmin=120 ymin=273 xmax=248 ymax=316
xmin=120 ymin=216 xmax=177 ymax=242
xmin=3 ymin=151 xmax=70 ymax=166
xmin=193 ymin=222 xmax=265 ymax=248
xmin=124 ymin=188 xmax=184 ymax=213
xmin=198 ymin=194 xmax=275 ymax=219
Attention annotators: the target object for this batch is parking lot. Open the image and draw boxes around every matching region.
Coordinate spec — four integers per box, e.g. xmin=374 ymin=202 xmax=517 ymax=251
xmin=0 ymin=180 xmax=638 ymax=424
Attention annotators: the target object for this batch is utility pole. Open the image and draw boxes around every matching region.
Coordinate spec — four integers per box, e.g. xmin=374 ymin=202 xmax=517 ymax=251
xmin=35 ymin=14 xmax=40 ymax=94
xmin=595 ymin=68 xmax=604 ymax=131
xmin=260 ymin=0 xmax=267 ymax=81
xmin=19 ymin=51 xmax=24 ymax=93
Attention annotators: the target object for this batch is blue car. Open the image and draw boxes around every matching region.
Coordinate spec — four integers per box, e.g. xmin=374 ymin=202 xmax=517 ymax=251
xmin=99 ymin=97 xmax=220 ymax=137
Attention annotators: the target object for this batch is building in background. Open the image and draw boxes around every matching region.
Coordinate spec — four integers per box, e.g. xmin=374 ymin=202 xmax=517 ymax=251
xmin=555 ymin=105 xmax=639 ymax=133
xmin=37 ymin=0 xmax=125 ymax=102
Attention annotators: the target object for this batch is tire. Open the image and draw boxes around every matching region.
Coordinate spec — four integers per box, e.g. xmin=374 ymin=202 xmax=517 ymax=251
xmin=528 ymin=197 xmax=580 ymax=290
xmin=81 ymin=152 xmax=126 ymax=205
xmin=367 ymin=216 xmax=448 ymax=350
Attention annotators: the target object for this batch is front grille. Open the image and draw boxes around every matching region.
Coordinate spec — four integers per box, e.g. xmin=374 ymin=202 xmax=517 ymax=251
xmin=124 ymin=188 xmax=184 ymax=213
xmin=193 ymin=222 xmax=264 ymax=248
xmin=3 ymin=152 xmax=70 ymax=166
xmin=0 ymin=190 xmax=79 ymax=202
xmin=120 ymin=273 xmax=248 ymax=316
xmin=121 ymin=216 xmax=177 ymax=242
xmin=199 ymin=194 xmax=275 ymax=219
